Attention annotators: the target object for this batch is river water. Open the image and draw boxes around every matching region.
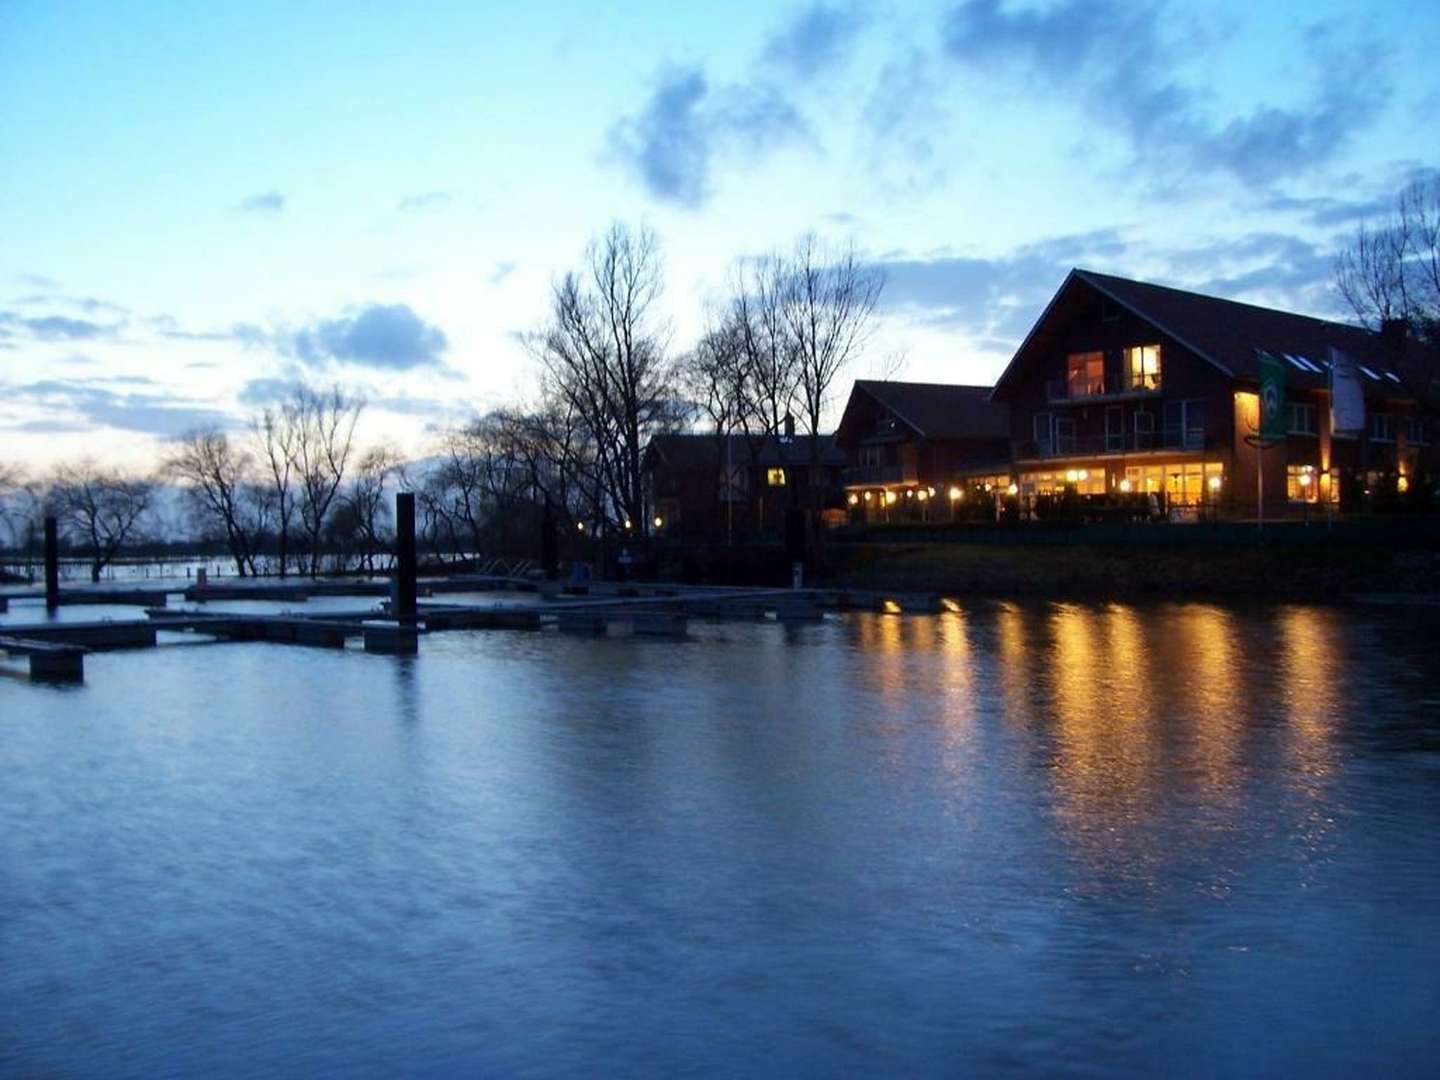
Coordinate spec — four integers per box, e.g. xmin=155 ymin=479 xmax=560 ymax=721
xmin=3 ymin=600 xmax=1438 ymax=1077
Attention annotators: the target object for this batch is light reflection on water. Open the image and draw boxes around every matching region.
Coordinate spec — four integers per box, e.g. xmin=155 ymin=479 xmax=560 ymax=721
xmin=2 ymin=601 xmax=1438 ymax=1078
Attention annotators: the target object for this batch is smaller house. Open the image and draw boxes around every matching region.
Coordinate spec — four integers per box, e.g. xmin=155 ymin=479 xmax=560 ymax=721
xmin=642 ymin=432 xmax=846 ymax=539
xmin=834 ymin=380 xmax=1012 ymax=522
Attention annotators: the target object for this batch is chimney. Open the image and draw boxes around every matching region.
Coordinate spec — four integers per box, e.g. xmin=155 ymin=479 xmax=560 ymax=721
xmin=783 ymin=412 xmax=795 ymax=440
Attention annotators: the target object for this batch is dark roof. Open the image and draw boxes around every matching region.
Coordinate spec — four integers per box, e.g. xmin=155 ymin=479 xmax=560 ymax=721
xmin=644 ymin=432 xmax=845 ymax=471
xmin=996 ymin=268 xmax=1436 ymax=398
xmin=838 ymin=380 xmax=1010 ymax=441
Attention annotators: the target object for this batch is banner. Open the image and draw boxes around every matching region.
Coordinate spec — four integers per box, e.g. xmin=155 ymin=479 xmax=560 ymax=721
xmin=1328 ymin=347 xmax=1366 ymax=435
xmin=1256 ymin=349 xmax=1288 ymax=441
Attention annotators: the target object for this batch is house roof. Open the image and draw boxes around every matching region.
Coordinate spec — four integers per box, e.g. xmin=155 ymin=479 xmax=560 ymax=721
xmin=993 ymin=268 xmax=1437 ymax=399
xmin=644 ymin=432 xmax=846 ymax=471
xmin=838 ymin=380 xmax=1010 ymax=442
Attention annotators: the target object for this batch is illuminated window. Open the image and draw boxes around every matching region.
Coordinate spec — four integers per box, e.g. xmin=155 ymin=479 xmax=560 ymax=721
xmin=1125 ymin=344 xmax=1162 ymax=391
xmin=1066 ymin=351 xmax=1105 ymax=396
xmin=1287 ymin=464 xmax=1319 ymax=504
xmin=766 ymin=467 xmax=787 ymax=486
xmin=1127 ymin=462 xmax=1223 ymax=506
xmin=1287 ymin=402 xmax=1316 ymax=435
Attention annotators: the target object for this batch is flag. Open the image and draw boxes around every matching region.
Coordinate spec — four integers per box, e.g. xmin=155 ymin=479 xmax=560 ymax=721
xmin=1328 ymin=346 xmax=1366 ymax=434
xmin=1256 ymin=349 xmax=1288 ymax=441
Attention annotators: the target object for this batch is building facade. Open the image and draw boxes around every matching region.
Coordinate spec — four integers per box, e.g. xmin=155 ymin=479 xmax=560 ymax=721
xmin=834 ymin=380 xmax=1012 ymax=523
xmin=991 ymin=269 xmax=1437 ymax=519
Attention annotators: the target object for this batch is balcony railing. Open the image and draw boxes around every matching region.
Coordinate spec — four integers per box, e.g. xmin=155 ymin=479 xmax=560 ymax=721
xmin=1021 ymin=428 xmax=1208 ymax=459
xmin=1046 ymin=378 xmax=1162 ymax=403
xmin=841 ymin=463 xmax=917 ymax=486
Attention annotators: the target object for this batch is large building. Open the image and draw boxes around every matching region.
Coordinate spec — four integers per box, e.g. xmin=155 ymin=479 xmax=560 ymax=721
xmin=991 ymin=269 xmax=1437 ymax=517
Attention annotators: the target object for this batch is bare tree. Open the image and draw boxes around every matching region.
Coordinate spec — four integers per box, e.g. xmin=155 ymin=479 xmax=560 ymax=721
xmin=290 ymin=384 xmax=364 ymax=574
xmin=729 ymin=254 xmax=799 ymax=441
xmin=781 ymin=234 xmax=885 ymax=510
xmin=165 ymin=427 xmax=269 ymax=576
xmin=680 ymin=315 xmax=755 ymax=531
xmin=339 ymin=442 xmax=406 ymax=572
xmin=1335 ymin=173 xmax=1440 ymax=413
xmin=529 ymin=222 xmax=680 ymax=534
xmin=48 ymin=461 xmax=155 ymax=582
xmin=254 ymin=403 xmax=300 ymax=577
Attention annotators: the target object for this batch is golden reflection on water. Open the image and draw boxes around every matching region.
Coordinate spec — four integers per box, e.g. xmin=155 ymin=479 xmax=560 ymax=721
xmin=1276 ymin=606 xmax=1340 ymax=785
xmin=1171 ymin=604 xmax=1244 ymax=804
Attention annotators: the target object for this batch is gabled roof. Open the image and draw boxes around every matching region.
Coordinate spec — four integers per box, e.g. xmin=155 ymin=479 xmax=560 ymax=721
xmin=644 ymin=432 xmax=845 ymax=471
xmin=839 ymin=380 xmax=1010 ymax=441
xmin=993 ymin=268 xmax=1436 ymax=399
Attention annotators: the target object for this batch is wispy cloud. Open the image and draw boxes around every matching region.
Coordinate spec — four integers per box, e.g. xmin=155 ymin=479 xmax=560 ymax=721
xmin=939 ymin=1 xmax=1389 ymax=188
xmin=0 ymin=310 xmax=125 ymax=341
xmin=397 ymin=190 xmax=452 ymax=212
xmin=607 ymin=66 xmax=808 ymax=207
xmin=5 ymin=379 xmax=235 ymax=437
xmin=762 ymin=3 xmax=869 ymax=80
xmin=237 ymin=190 xmax=285 ymax=214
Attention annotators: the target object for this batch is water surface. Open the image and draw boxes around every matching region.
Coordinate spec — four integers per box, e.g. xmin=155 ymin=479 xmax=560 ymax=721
xmin=3 ymin=602 xmax=1438 ymax=1077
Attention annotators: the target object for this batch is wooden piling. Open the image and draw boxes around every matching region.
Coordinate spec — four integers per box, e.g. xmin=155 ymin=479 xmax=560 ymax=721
xmin=395 ymin=492 xmax=417 ymax=625
xmin=44 ymin=516 xmax=59 ymax=612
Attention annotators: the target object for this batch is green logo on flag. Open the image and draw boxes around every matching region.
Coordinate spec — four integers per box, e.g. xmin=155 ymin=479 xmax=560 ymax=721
xmin=1256 ymin=349 xmax=1287 ymax=441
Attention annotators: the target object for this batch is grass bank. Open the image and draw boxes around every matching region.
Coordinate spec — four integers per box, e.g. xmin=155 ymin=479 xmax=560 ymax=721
xmin=823 ymin=541 xmax=1440 ymax=600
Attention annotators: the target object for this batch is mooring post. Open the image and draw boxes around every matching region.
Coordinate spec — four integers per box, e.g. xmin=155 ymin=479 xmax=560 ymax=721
xmin=395 ymin=492 xmax=417 ymax=625
xmin=44 ymin=515 xmax=59 ymax=613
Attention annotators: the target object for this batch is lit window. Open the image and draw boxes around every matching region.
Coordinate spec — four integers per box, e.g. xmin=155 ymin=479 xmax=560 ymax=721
xmin=1287 ymin=465 xmax=1319 ymax=504
xmin=766 ymin=467 xmax=787 ymax=486
xmin=1066 ymin=351 xmax=1105 ymax=396
xmin=1125 ymin=344 xmax=1162 ymax=391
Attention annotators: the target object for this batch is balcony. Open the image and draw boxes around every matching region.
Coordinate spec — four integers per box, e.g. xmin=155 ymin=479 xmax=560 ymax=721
xmin=842 ymin=463 xmax=917 ymax=486
xmin=1046 ymin=378 xmax=1162 ymax=404
xmin=1020 ymin=428 xmax=1208 ymax=460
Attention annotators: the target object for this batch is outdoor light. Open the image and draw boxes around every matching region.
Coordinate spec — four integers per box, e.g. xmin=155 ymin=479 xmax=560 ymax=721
xmin=948 ymin=486 xmax=962 ymax=501
xmin=886 ymin=491 xmax=897 ymax=504
xmin=576 ymin=522 xmax=585 ymax=532
xmin=906 ymin=489 xmax=914 ymax=499
xmin=917 ymin=489 xmax=929 ymax=501
xmin=1007 ymin=482 xmax=1019 ymax=496
xmin=1398 ymin=475 xmax=1410 ymax=493
xmin=624 ymin=519 xmax=632 ymax=529
xmin=1299 ymin=471 xmax=1312 ymax=488
xmin=1077 ymin=469 xmax=1089 ymax=481
xmin=847 ymin=493 xmax=858 ymax=506
xmin=863 ymin=491 xmax=872 ymax=502
xmin=927 ymin=487 xmax=936 ymax=497
xmin=1119 ymin=478 xmax=1133 ymax=493
xmin=653 ymin=516 xmax=663 ymax=529
xmin=1065 ymin=469 xmax=1078 ymax=483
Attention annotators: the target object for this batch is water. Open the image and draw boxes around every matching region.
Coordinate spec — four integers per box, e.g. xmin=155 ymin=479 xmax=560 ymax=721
xmin=3 ymin=602 xmax=1439 ymax=1077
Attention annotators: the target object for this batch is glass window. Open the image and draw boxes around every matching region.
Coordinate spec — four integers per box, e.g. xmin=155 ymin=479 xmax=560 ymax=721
xmin=766 ymin=467 xmax=786 ymax=486
xmin=1368 ymin=413 xmax=1394 ymax=442
xmin=1162 ymin=400 xmax=1204 ymax=449
xmin=1125 ymin=344 xmax=1162 ymax=391
xmin=1066 ymin=351 xmax=1105 ymax=396
xmin=1406 ymin=417 xmax=1428 ymax=445
xmin=1287 ymin=464 xmax=1319 ymax=503
xmin=1133 ymin=410 xmax=1155 ymax=449
xmin=1287 ymin=402 xmax=1316 ymax=435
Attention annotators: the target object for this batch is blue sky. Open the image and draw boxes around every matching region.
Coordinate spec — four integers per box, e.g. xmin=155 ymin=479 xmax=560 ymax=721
xmin=2 ymin=0 xmax=1436 ymax=466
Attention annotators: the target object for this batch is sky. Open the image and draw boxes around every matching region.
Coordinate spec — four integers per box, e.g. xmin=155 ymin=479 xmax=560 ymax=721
xmin=2 ymin=0 xmax=1437 ymax=469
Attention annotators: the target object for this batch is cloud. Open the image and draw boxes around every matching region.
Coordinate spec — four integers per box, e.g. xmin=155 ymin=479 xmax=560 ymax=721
xmin=489 ymin=261 xmax=516 ymax=285
xmin=15 ymin=273 xmax=58 ymax=289
xmin=876 ymin=225 xmax=1348 ymax=350
xmin=291 ymin=303 xmax=448 ymax=370
xmin=397 ymin=190 xmax=452 ymax=212
xmin=939 ymin=1 xmax=1389 ymax=187
xmin=762 ymin=3 xmax=868 ymax=80
xmin=607 ymin=66 xmax=808 ymax=206
xmin=5 ymin=379 xmax=235 ymax=437
xmin=237 ymin=376 xmax=306 ymax=406
xmin=237 ymin=190 xmax=285 ymax=213
xmin=0 ymin=312 xmax=123 ymax=341
xmin=877 ymin=228 xmax=1133 ymax=344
